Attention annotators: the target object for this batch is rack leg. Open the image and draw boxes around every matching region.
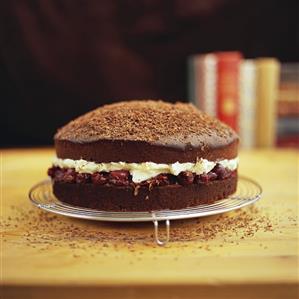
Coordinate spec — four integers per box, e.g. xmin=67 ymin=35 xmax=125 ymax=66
xmin=152 ymin=218 xmax=170 ymax=246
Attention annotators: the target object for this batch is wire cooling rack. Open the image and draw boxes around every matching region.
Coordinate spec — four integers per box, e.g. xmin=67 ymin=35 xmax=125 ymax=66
xmin=29 ymin=176 xmax=262 ymax=245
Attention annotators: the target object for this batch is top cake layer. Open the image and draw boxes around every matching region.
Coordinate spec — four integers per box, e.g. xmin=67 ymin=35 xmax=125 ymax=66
xmin=55 ymin=100 xmax=238 ymax=163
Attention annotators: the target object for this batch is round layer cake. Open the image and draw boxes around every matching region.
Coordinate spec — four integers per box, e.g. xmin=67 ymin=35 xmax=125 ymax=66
xmin=48 ymin=100 xmax=239 ymax=211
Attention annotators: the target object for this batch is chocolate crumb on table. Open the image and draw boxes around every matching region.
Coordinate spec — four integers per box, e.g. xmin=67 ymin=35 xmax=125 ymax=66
xmin=1 ymin=204 xmax=280 ymax=256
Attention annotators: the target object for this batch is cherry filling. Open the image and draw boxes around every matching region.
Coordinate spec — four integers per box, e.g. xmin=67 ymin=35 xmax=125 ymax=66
xmin=48 ymin=164 xmax=236 ymax=187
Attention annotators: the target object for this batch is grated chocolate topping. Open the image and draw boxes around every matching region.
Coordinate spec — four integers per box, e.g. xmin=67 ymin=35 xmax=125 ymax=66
xmin=55 ymin=100 xmax=238 ymax=147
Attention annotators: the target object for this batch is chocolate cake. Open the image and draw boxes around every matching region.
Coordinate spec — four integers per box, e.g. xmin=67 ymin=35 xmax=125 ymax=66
xmin=48 ymin=100 xmax=239 ymax=211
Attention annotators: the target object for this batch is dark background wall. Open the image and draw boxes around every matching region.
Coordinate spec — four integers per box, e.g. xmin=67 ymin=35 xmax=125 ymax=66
xmin=0 ymin=0 xmax=298 ymax=146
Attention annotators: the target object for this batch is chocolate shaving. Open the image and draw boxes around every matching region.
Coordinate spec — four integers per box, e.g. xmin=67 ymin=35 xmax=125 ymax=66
xmin=55 ymin=100 xmax=237 ymax=145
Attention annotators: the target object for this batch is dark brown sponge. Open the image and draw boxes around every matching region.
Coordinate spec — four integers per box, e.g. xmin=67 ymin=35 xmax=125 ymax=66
xmin=55 ymin=100 xmax=238 ymax=163
xmin=53 ymin=175 xmax=238 ymax=212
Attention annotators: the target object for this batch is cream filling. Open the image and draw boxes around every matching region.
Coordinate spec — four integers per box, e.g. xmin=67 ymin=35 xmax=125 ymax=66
xmin=53 ymin=157 xmax=238 ymax=183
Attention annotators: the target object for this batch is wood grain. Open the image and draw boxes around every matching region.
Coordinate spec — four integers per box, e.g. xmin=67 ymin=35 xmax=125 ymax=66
xmin=1 ymin=148 xmax=298 ymax=299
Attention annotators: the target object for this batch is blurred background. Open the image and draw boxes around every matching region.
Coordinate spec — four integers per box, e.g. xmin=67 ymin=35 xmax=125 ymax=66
xmin=0 ymin=0 xmax=298 ymax=147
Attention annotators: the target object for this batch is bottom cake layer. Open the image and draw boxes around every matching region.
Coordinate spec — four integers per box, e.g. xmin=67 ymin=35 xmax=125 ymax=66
xmin=53 ymin=175 xmax=238 ymax=211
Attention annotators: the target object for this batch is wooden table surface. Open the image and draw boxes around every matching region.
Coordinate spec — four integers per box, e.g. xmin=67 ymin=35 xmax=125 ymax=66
xmin=1 ymin=148 xmax=298 ymax=299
